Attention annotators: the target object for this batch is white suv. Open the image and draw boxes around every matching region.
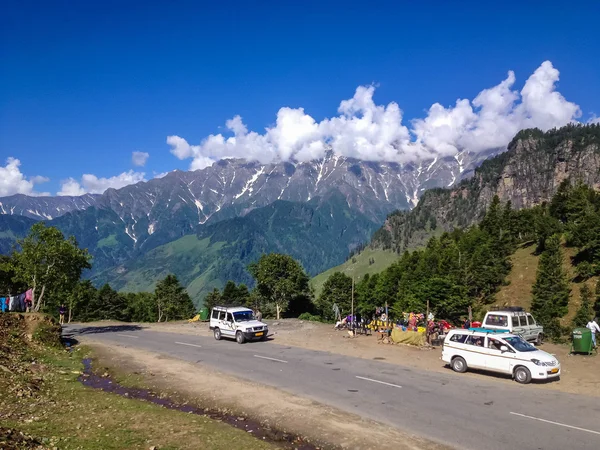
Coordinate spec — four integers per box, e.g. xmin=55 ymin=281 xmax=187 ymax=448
xmin=442 ymin=329 xmax=560 ymax=384
xmin=209 ymin=306 xmax=269 ymax=344
xmin=481 ymin=308 xmax=544 ymax=344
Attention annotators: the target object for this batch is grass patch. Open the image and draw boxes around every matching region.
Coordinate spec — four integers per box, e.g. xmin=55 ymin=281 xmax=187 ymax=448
xmin=0 ymin=327 xmax=274 ymax=449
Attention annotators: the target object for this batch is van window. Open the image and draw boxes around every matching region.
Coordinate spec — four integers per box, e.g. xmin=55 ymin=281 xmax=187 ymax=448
xmin=226 ymin=312 xmax=233 ymax=323
xmin=485 ymin=314 xmax=508 ymax=327
xmin=450 ymin=333 xmax=467 ymax=343
xmin=520 ymin=316 xmax=528 ymax=327
xmin=218 ymin=310 xmax=225 ymax=321
xmin=212 ymin=309 xmax=220 ymax=319
xmin=526 ymin=314 xmax=536 ymax=326
xmin=465 ymin=336 xmax=484 ymax=347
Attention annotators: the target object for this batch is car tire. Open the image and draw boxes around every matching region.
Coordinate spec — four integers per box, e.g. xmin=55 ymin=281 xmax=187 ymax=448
xmin=236 ymin=331 xmax=245 ymax=344
xmin=536 ymin=333 xmax=543 ymax=346
xmin=514 ymin=366 xmax=532 ymax=384
xmin=214 ymin=328 xmax=221 ymax=341
xmin=451 ymin=356 xmax=467 ymax=373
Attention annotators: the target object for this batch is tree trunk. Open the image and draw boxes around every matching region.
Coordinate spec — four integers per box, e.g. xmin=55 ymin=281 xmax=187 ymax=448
xmin=276 ymin=303 xmax=281 ymax=320
xmin=68 ymin=306 xmax=73 ymax=323
xmin=34 ymin=284 xmax=46 ymax=312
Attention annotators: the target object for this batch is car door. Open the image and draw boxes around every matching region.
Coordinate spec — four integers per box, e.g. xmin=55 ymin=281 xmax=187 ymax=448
xmin=464 ymin=335 xmax=486 ymax=369
xmin=511 ymin=315 xmax=525 ymax=339
xmin=484 ymin=337 xmax=512 ymax=374
xmin=526 ymin=314 xmax=540 ymax=341
xmin=221 ymin=312 xmax=236 ymax=337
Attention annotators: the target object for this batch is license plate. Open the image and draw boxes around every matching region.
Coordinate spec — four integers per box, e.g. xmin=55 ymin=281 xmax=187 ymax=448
xmin=551 ymin=368 xmax=559 ymax=374
xmin=255 ymin=332 xmax=263 ymax=336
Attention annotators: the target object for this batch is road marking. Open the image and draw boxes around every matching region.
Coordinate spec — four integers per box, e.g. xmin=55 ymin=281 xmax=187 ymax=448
xmin=175 ymin=341 xmax=202 ymax=348
xmin=510 ymin=412 xmax=600 ymax=436
xmin=253 ymin=355 xmax=288 ymax=364
xmin=356 ymin=376 xmax=402 ymax=389
xmin=116 ymin=334 xmax=139 ymax=339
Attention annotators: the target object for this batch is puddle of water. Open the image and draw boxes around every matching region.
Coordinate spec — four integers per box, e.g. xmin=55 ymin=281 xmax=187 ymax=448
xmin=78 ymin=359 xmax=321 ymax=450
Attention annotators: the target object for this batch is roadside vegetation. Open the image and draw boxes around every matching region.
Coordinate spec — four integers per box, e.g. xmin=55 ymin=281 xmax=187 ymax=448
xmin=0 ymin=314 xmax=274 ymax=450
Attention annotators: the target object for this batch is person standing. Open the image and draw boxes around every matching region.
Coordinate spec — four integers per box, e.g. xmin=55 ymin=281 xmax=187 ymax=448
xmin=255 ymin=309 xmax=262 ymax=322
xmin=59 ymin=304 xmax=66 ymax=325
xmin=586 ymin=317 xmax=600 ymax=348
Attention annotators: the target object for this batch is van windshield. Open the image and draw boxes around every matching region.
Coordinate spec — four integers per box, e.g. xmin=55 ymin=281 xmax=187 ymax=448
xmin=233 ymin=311 xmax=255 ymax=322
xmin=504 ymin=336 xmax=537 ymax=352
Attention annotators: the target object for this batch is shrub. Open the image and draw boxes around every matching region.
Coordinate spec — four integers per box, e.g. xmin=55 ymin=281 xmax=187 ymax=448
xmin=298 ymin=313 xmax=322 ymax=322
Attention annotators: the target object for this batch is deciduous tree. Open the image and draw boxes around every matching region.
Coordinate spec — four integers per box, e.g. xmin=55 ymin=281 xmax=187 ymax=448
xmin=248 ymin=253 xmax=310 ymax=320
xmin=8 ymin=223 xmax=91 ymax=312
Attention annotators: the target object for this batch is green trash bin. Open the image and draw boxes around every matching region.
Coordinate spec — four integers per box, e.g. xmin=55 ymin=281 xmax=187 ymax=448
xmin=571 ymin=327 xmax=594 ymax=355
xmin=199 ymin=308 xmax=210 ymax=321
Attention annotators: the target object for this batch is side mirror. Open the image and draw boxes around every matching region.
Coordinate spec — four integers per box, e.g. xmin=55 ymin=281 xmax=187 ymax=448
xmin=500 ymin=345 xmax=509 ymax=352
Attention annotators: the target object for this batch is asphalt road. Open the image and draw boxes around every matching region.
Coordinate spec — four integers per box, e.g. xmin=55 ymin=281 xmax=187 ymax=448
xmin=65 ymin=324 xmax=600 ymax=450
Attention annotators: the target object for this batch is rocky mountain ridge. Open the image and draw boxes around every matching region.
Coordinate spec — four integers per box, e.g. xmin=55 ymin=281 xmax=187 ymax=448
xmin=371 ymin=124 xmax=600 ymax=253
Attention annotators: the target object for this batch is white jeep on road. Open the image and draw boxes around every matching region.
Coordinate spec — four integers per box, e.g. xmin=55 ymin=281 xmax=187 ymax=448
xmin=209 ymin=306 xmax=269 ymax=344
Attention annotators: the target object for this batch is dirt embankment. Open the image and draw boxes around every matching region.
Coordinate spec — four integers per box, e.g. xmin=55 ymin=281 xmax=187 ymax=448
xmin=89 ymin=341 xmax=448 ymax=450
xmin=140 ymin=318 xmax=600 ymax=397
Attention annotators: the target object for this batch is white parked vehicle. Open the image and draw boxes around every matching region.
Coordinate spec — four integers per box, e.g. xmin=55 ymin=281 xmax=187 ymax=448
xmin=441 ymin=329 xmax=560 ymax=384
xmin=481 ymin=308 xmax=544 ymax=344
xmin=209 ymin=306 xmax=269 ymax=344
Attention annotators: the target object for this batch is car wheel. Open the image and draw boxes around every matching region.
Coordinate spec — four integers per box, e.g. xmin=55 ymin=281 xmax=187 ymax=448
xmin=514 ymin=366 xmax=532 ymax=384
xmin=536 ymin=333 xmax=543 ymax=346
xmin=214 ymin=328 xmax=221 ymax=341
xmin=451 ymin=356 xmax=467 ymax=373
xmin=236 ymin=331 xmax=245 ymax=344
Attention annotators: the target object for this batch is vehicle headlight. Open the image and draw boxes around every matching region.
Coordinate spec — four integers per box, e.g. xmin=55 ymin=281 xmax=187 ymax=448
xmin=531 ymin=359 xmax=544 ymax=366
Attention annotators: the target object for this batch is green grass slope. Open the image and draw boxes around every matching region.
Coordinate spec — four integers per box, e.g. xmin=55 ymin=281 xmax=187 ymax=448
xmin=492 ymin=244 xmax=597 ymax=324
xmin=311 ymin=248 xmax=398 ymax=297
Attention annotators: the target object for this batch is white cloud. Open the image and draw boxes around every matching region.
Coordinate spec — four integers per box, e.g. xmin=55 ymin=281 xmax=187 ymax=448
xmin=587 ymin=115 xmax=600 ymax=125
xmin=0 ymin=157 xmax=50 ymax=197
xmin=58 ymin=170 xmax=146 ymax=196
xmin=132 ymin=151 xmax=150 ymax=167
xmin=168 ymin=61 xmax=583 ymax=169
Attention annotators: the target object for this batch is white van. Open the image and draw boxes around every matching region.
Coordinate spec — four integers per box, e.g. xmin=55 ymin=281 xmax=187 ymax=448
xmin=441 ymin=329 xmax=560 ymax=384
xmin=209 ymin=306 xmax=268 ymax=344
xmin=481 ymin=308 xmax=544 ymax=344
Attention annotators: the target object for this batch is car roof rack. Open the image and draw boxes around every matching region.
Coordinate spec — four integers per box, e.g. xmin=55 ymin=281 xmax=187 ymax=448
xmin=490 ymin=306 xmax=524 ymax=312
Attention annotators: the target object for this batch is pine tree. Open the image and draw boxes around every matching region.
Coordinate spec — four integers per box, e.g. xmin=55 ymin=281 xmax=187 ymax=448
xmin=155 ymin=274 xmax=195 ymax=322
xmin=573 ymin=284 xmax=593 ymax=327
xmin=531 ymin=235 xmax=570 ymax=331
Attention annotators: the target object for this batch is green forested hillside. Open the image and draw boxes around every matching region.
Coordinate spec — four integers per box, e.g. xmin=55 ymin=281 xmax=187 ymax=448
xmin=94 ymin=191 xmax=380 ymax=304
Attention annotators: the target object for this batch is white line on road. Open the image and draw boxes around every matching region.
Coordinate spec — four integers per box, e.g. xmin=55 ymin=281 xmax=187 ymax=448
xmin=253 ymin=355 xmax=288 ymax=364
xmin=510 ymin=412 xmax=600 ymax=436
xmin=356 ymin=376 xmax=402 ymax=389
xmin=175 ymin=341 xmax=202 ymax=348
xmin=116 ymin=334 xmax=139 ymax=339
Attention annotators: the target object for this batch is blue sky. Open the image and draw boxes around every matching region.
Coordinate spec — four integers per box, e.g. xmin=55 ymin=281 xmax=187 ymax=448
xmin=1 ymin=0 xmax=599 ymax=196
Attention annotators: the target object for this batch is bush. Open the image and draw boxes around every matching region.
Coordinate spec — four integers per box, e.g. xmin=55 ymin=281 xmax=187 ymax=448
xmin=32 ymin=321 xmax=62 ymax=348
xmin=298 ymin=313 xmax=322 ymax=322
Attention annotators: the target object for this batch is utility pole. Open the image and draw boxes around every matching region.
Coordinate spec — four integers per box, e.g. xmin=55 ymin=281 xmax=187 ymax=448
xmin=351 ymin=276 xmax=355 ymax=336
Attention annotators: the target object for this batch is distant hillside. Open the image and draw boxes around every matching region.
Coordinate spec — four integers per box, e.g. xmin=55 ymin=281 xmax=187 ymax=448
xmin=371 ymin=124 xmax=600 ymax=253
xmin=310 ymin=248 xmax=398 ymax=298
xmin=93 ymin=191 xmax=380 ymax=303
